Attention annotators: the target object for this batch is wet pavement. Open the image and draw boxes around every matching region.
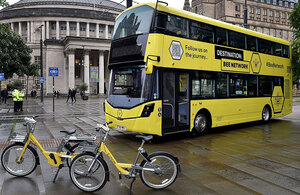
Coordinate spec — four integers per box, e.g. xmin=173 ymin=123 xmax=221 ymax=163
xmin=0 ymin=96 xmax=299 ymax=195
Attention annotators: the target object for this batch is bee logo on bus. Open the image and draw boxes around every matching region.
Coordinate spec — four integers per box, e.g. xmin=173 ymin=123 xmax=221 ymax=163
xmin=250 ymin=53 xmax=262 ymax=73
xmin=169 ymin=41 xmax=183 ymax=60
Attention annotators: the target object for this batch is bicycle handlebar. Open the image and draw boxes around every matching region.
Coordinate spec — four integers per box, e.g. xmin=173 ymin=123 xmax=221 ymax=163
xmin=95 ymin=121 xmax=112 ymax=132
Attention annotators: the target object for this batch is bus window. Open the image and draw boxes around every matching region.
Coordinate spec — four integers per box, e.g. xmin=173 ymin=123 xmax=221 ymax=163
xmin=191 ymin=71 xmax=214 ymax=99
xmin=283 ymin=45 xmax=289 ymax=58
xmin=247 ymin=36 xmax=257 ymax=51
xmin=258 ymin=39 xmax=273 ymax=54
xmin=215 ymin=28 xmax=227 ymax=46
xmin=112 ymin=5 xmax=154 ymax=40
xmin=166 ymin=15 xmax=188 ymax=38
xmin=216 ymin=73 xmax=228 ymax=98
xmin=274 ymin=43 xmax=282 ymax=56
xmin=229 ymin=31 xmax=246 ymax=49
xmin=229 ymin=74 xmax=247 ymax=97
xmin=153 ymin=12 xmax=167 ymax=33
xmin=259 ymin=76 xmax=273 ymax=96
xmin=248 ymin=75 xmax=258 ymax=97
xmin=190 ymin=21 xmax=214 ymax=43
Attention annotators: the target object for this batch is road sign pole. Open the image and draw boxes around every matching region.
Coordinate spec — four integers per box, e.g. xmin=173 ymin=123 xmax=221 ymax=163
xmin=53 ymin=76 xmax=55 ymax=113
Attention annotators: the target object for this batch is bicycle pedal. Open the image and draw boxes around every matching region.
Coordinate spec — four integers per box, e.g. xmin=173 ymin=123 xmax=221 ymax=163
xmin=118 ymin=173 xmax=122 ymax=180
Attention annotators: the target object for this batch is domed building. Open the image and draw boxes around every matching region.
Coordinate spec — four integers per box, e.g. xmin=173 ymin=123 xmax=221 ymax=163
xmin=0 ymin=0 xmax=126 ymax=95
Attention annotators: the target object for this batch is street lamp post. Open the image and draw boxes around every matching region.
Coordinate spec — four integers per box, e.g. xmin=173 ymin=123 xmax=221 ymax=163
xmin=243 ymin=0 xmax=248 ymax=29
xmin=39 ymin=24 xmax=44 ymax=102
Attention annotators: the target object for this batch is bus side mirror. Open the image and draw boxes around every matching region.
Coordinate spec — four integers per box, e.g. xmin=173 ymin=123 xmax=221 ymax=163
xmin=145 ymin=55 xmax=160 ymax=74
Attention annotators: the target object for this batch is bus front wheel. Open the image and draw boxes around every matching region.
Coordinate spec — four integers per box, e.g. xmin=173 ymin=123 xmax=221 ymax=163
xmin=262 ymin=106 xmax=271 ymax=122
xmin=194 ymin=113 xmax=210 ymax=135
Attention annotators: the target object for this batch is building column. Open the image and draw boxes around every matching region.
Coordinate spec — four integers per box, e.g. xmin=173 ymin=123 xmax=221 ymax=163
xmin=11 ymin=22 xmax=14 ymax=32
xmin=105 ymin=24 xmax=108 ymax=39
xmin=86 ymin=23 xmax=90 ymax=37
xmin=96 ymin=23 xmax=99 ymax=38
xmin=30 ymin=21 xmax=34 ymax=43
xmin=56 ymin=21 xmax=59 ymax=40
xmin=84 ymin=50 xmax=90 ymax=93
xmin=99 ymin=51 xmax=105 ymax=94
xmin=27 ymin=21 xmax=30 ymax=42
xmin=42 ymin=22 xmax=45 ymax=40
xmin=68 ymin=50 xmax=75 ymax=89
xmin=66 ymin=21 xmax=70 ymax=36
xmin=18 ymin=22 xmax=22 ymax=36
xmin=46 ymin=21 xmax=49 ymax=39
xmin=76 ymin=22 xmax=80 ymax=36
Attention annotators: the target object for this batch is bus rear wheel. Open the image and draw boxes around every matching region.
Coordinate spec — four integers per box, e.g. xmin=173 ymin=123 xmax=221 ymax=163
xmin=262 ymin=106 xmax=271 ymax=122
xmin=194 ymin=113 xmax=209 ymax=135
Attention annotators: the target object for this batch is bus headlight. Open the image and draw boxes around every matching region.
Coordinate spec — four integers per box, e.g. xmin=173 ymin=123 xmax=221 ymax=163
xmin=141 ymin=104 xmax=155 ymax=117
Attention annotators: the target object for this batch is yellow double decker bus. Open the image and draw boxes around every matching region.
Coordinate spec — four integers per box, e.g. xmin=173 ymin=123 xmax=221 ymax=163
xmin=105 ymin=2 xmax=292 ymax=136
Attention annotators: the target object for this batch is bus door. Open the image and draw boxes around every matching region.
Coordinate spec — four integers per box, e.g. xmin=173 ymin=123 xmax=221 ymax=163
xmin=271 ymin=86 xmax=284 ymax=113
xmin=162 ymin=71 xmax=189 ymax=133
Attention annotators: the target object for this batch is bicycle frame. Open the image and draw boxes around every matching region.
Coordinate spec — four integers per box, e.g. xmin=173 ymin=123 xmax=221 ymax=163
xmin=97 ymin=141 xmax=155 ymax=176
xmin=17 ymin=133 xmax=76 ymax=167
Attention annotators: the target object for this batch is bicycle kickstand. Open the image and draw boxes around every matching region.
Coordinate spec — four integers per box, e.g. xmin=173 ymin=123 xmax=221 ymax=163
xmin=128 ymin=177 xmax=136 ymax=195
xmin=53 ymin=164 xmax=63 ymax=183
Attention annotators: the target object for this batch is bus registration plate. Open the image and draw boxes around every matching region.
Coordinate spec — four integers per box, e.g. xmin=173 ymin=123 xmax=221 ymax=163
xmin=116 ymin=125 xmax=126 ymax=131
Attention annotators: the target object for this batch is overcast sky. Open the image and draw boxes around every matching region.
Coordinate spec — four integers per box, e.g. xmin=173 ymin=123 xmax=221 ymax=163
xmin=5 ymin=0 xmax=186 ymax=10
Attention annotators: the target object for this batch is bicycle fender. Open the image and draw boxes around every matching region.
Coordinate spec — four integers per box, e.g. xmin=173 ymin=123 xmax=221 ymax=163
xmin=14 ymin=142 xmax=40 ymax=165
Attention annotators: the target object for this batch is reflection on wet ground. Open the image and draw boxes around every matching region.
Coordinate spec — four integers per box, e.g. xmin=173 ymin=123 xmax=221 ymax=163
xmin=0 ymin=97 xmax=299 ymax=195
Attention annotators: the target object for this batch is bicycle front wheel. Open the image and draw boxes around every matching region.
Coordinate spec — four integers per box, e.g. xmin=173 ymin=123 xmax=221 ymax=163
xmin=140 ymin=152 xmax=179 ymax=190
xmin=1 ymin=143 xmax=38 ymax=177
xmin=69 ymin=152 xmax=108 ymax=192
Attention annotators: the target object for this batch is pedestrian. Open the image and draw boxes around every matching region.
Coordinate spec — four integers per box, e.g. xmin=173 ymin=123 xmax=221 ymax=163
xmin=57 ymin=90 xmax=60 ymax=99
xmin=2 ymin=89 xmax=8 ymax=104
xmin=54 ymin=90 xmax=57 ymax=97
xmin=33 ymin=90 xmax=37 ymax=98
xmin=12 ymin=88 xmax=19 ymax=112
xmin=66 ymin=88 xmax=72 ymax=102
xmin=71 ymin=88 xmax=77 ymax=103
xmin=18 ymin=88 xmax=24 ymax=111
xmin=31 ymin=90 xmax=34 ymax=97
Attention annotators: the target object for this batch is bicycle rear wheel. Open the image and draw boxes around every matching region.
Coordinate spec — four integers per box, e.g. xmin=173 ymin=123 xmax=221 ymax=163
xmin=140 ymin=152 xmax=179 ymax=189
xmin=1 ymin=143 xmax=38 ymax=177
xmin=69 ymin=152 xmax=108 ymax=192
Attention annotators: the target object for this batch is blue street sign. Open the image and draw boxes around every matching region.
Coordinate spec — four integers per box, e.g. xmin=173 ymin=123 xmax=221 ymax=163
xmin=49 ymin=67 xmax=59 ymax=77
xmin=39 ymin=77 xmax=45 ymax=83
xmin=0 ymin=73 xmax=4 ymax=81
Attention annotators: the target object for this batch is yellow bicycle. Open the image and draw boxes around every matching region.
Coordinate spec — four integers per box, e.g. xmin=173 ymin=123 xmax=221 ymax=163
xmin=69 ymin=122 xmax=180 ymax=193
xmin=1 ymin=116 xmax=96 ymax=182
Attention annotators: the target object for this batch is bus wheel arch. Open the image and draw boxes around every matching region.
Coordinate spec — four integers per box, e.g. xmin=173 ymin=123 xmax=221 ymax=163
xmin=193 ymin=109 xmax=212 ymax=136
xmin=262 ymin=104 xmax=272 ymax=122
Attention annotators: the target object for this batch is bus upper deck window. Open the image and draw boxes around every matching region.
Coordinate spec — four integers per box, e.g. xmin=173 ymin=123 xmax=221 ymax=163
xmin=166 ymin=15 xmax=188 ymax=38
xmin=216 ymin=28 xmax=227 ymax=46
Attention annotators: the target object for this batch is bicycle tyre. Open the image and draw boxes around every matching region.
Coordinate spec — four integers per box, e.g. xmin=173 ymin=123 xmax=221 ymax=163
xmin=1 ymin=142 xmax=38 ymax=177
xmin=140 ymin=152 xmax=179 ymax=190
xmin=69 ymin=152 xmax=109 ymax=192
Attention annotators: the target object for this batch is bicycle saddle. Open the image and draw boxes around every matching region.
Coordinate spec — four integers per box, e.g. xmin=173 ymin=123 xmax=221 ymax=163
xmin=136 ymin=135 xmax=153 ymax=142
xmin=60 ymin=129 xmax=76 ymax=135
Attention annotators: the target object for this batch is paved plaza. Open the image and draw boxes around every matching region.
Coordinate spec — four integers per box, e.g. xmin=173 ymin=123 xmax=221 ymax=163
xmin=0 ymin=96 xmax=299 ymax=195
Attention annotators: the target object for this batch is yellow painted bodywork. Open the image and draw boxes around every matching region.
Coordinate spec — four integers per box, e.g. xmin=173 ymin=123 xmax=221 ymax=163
xmin=107 ymin=3 xmax=292 ymax=135
xmin=105 ymin=100 xmax=162 ymax=136
xmin=18 ymin=133 xmax=76 ymax=167
xmin=99 ymin=142 xmax=131 ymax=175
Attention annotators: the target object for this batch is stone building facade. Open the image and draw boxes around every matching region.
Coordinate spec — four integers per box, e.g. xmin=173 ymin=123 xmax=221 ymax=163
xmin=191 ymin=0 xmax=297 ymax=41
xmin=0 ymin=0 xmax=125 ymax=95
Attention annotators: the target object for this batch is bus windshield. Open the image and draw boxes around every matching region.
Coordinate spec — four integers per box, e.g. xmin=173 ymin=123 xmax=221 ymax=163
xmin=108 ymin=66 xmax=156 ymax=108
xmin=112 ymin=5 xmax=154 ymax=40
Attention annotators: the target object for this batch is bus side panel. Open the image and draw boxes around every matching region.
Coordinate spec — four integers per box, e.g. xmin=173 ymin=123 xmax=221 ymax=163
xmin=190 ymin=98 xmax=273 ymax=129
xmin=105 ymin=101 xmax=162 ymax=136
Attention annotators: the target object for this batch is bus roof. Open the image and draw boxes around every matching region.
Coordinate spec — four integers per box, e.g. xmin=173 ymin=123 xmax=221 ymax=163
xmin=119 ymin=2 xmax=291 ymax=46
